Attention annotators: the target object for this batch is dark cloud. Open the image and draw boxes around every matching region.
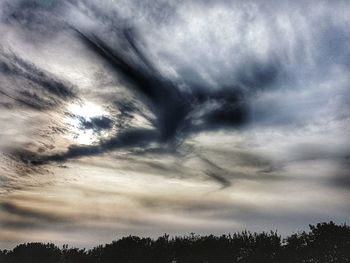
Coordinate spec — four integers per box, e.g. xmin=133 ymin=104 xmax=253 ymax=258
xmin=5 ymin=0 xmax=332 ymax=167
xmin=204 ymin=171 xmax=231 ymax=189
xmin=1 ymin=53 xmax=75 ymax=98
xmin=331 ymin=155 xmax=350 ymax=190
xmin=23 ymin=128 xmax=159 ymax=164
xmin=2 ymin=0 xmax=349 ymax=193
xmin=1 ymin=0 xmax=63 ymax=35
xmin=236 ymin=57 xmax=283 ymax=92
xmin=78 ymin=116 xmax=113 ymax=131
xmin=73 ymin=28 xmax=249 ymax=135
xmin=0 ymin=52 xmax=76 ymax=110
xmin=0 ymin=201 xmax=66 ymax=224
xmin=198 ymin=155 xmax=232 ymax=188
xmin=10 ymin=24 xmax=252 ymax=165
xmin=74 ymin=28 xmax=192 ymax=141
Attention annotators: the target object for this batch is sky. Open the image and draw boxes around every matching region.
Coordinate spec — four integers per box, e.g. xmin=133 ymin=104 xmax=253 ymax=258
xmin=0 ymin=0 xmax=350 ymax=248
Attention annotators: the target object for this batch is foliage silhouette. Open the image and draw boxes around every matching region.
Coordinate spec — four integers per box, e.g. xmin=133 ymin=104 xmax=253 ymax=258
xmin=0 ymin=222 xmax=349 ymax=263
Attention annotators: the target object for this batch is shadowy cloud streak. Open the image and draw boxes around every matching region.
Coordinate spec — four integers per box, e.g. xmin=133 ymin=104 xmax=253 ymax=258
xmin=0 ymin=52 xmax=76 ymax=110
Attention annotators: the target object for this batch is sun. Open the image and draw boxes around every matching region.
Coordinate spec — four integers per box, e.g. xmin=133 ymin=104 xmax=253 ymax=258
xmin=65 ymin=101 xmax=111 ymax=145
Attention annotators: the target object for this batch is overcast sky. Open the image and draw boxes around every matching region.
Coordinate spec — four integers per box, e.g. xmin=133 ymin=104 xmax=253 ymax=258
xmin=0 ymin=0 xmax=350 ymax=248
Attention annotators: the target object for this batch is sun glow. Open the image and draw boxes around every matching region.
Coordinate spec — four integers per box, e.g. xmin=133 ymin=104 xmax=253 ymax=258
xmin=65 ymin=101 xmax=112 ymax=145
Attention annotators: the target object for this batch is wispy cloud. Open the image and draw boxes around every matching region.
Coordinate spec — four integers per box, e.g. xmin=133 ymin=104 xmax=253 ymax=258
xmin=0 ymin=0 xmax=350 ymax=248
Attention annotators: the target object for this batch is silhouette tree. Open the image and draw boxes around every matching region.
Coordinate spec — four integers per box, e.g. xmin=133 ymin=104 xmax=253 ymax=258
xmin=0 ymin=249 xmax=10 ymax=263
xmin=283 ymin=221 xmax=350 ymax=263
xmin=8 ymin=243 xmax=61 ymax=263
xmin=0 ymin=222 xmax=349 ymax=263
xmin=282 ymin=231 xmax=310 ymax=262
xmin=61 ymin=245 xmax=93 ymax=263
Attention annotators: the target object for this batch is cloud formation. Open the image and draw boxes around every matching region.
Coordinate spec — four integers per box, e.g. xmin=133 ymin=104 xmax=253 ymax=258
xmin=0 ymin=0 xmax=350 ymax=248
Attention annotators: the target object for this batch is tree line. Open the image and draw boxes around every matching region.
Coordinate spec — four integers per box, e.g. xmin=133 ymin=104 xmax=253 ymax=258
xmin=0 ymin=222 xmax=349 ymax=263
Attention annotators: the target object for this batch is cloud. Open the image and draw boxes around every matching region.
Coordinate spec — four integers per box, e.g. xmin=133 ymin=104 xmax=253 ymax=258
xmin=4 ymin=0 xmax=349 ymax=163
xmin=78 ymin=116 xmax=113 ymax=131
xmin=0 ymin=51 xmax=76 ymax=110
xmin=26 ymin=128 xmax=160 ymax=164
xmin=0 ymin=0 xmax=350 ymax=247
xmin=1 ymin=201 xmax=66 ymax=224
xmin=2 ymin=0 xmax=349 ymax=196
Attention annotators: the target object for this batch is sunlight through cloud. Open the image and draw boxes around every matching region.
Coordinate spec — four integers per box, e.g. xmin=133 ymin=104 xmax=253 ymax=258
xmin=65 ymin=101 xmax=111 ymax=145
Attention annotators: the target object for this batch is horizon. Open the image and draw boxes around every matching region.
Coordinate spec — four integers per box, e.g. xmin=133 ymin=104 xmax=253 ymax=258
xmin=2 ymin=221 xmax=349 ymax=263
xmin=0 ymin=221 xmax=348 ymax=250
xmin=2 ymin=220 xmax=347 ymax=250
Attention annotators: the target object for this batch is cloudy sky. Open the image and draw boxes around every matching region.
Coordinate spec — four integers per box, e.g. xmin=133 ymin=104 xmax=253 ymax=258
xmin=0 ymin=0 xmax=350 ymax=248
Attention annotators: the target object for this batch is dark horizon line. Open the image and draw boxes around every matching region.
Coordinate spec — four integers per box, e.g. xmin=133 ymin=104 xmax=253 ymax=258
xmin=1 ymin=221 xmax=349 ymax=263
xmin=1 ymin=221 xmax=349 ymax=250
